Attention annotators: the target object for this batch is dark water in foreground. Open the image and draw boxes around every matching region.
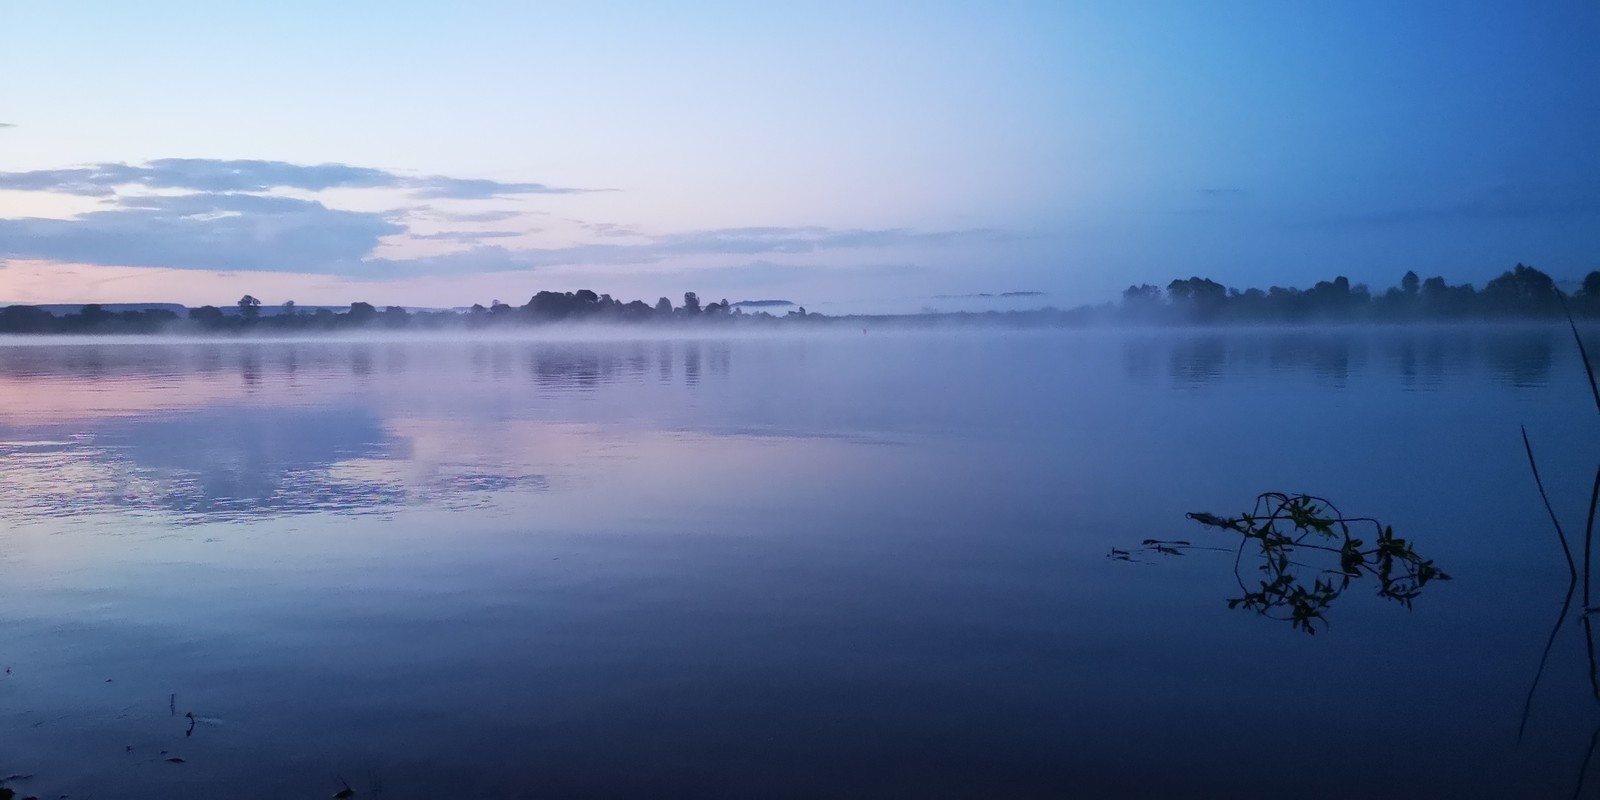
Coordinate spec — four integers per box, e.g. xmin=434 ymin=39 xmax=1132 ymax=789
xmin=0 ymin=326 xmax=1597 ymax=799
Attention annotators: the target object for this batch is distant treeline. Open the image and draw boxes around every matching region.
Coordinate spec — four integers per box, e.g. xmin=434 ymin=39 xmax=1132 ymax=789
xmin=1119 ymin=264 xmax=1600 ymax=323
xmin=1 ymin=263 xmax=1596 ymax=335
xmin=0 ymin=291 xmax=814 ymax=334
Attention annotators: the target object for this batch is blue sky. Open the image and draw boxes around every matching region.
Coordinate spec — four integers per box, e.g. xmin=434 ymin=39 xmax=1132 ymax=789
xmin=1 ymin=1 xmax=1596 ymax=309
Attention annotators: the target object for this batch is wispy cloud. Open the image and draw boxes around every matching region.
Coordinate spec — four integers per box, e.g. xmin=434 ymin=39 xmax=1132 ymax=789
xmin=434 ymin=209 xmax=527 ymax=223
xmin=411 ymin=230 xmax=528 ymax=241
xmin=0 ymin=156 xmax=999 ymax=278
xmin=646 ymin=261 xmax=931 ymax=290
xmin=567 ymin=220 xmax=644 ymax=238
xmin=0 ymin=158 xmax=603 ymax=199
xmin=348 ymin=227 xmax=991 ymax=279
xmin=0 ymin=190 xmax=991 ymax=278
xmin=409 ymin=176 xmax=600 ymax=200
xmin=0 ymin=123 xmax=15 ymax=129
xmin=644 ymin=226 xmax=993 ymax=258
xmin=115 ymin=192 xmax=333 ymax=214
xmin=0 ymin=193 xmax=402 ymax=272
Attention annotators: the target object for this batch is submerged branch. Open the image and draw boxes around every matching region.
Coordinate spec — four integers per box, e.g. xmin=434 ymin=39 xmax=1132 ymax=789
xmin=1120 ymin=493 xmax=1449 ymax=634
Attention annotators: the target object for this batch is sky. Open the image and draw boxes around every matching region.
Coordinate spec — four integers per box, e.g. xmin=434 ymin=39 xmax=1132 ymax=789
xmin=0 ymin=1 xmax=1596 ymax=311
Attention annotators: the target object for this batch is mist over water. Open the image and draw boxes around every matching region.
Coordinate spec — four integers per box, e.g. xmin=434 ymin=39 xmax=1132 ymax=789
xmin=0 ymin=326 xmax=1596 ymax=798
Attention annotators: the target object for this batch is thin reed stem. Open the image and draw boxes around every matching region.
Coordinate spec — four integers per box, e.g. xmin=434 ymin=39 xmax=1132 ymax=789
xmin=1525 ymin=425 xmax=1579 ymax=583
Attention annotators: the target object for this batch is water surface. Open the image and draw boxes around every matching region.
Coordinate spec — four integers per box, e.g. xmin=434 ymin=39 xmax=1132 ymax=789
xmin=0 ymin=327 xmax=1595 ymax=799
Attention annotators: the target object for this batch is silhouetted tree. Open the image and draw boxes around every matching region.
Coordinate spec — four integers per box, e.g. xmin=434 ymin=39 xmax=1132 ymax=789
xmin=0 ymin=305 xmax=55 ymax=333
xmin=622 ymin=299 xmax=654 ymax=320
xmin=1166 ymin=277 xmax=1226 ymax=304
xmin=1578 ymin=271 xmax=1600 ymax=315
xmin=8 ymin=266 xmax=1600 ymax=339
xmin=1122 ymin=284 xmax=1162 ymax=308
xmin=76 ymin=304 xmax=112 ymax=329
xmin=1443 ymin=281 xmax=1479 ymax=317
xmin=190 ymin=305 xmax=225 ymax=327
xmin=1373 ymin=271 xmax=1423 ymax=320
xmin=1583 ymin=271 xmax=1600 ymax=299
xmin=1420 ymin=276 xmax=1448 ymax=305
xmin=1483 ymin=263 xmax=1559 ymax=316
xmin=139 ymin=308 xmax=180 ymax=329
xmin=1166 ymin=277 xmax=1227 ymax=321
xmin=348 ymin=302 xmax=378 ymax=324
xmin=1302 ymin=276 xmax=1357 ymax=318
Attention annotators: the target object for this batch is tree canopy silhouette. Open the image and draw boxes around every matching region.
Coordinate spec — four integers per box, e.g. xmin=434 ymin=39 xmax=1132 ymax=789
xmin=1 ymin=262 xmax=1595 ymax=335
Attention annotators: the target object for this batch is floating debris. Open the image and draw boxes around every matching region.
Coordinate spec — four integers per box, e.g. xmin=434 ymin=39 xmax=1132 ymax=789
xmin=1117 ymin=492 xmax=1450 ymax=634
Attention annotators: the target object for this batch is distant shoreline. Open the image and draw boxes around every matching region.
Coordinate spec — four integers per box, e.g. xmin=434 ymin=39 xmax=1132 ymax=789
xmin=0 ymin=309 xmax=1593 ymax=342
xmin=3 ymin=264 xmax=1597 ymax=335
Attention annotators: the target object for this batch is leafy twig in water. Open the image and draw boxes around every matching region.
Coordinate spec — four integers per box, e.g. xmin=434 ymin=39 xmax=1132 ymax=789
xmin=1119 ymin=493 xmax=1450 ymax=634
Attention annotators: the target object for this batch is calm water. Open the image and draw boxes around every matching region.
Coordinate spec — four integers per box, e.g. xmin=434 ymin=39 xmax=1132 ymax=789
xmin=1 ymin=327 xmax=1597 ymax=799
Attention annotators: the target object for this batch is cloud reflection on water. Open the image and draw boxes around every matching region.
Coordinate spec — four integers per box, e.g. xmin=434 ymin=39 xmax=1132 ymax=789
xmin=0 ymin=328 xmax=1581 ymax=527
